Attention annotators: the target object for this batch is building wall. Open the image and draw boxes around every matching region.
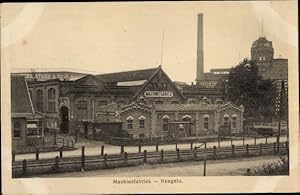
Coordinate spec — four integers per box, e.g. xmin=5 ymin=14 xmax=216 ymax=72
xmin=198 ymin=111 xmax=216 ymax=135
xmin=217 ymin=108 xmax=243 ymax=134
xmin=11 ymin=118 xmax=27 ymax=152
xmin=120 ymin=110 xmax=151 ymax=139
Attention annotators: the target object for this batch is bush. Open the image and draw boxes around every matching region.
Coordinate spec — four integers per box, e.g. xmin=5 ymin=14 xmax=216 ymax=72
xmin=249 ymin=156 xmax=289 ymax=175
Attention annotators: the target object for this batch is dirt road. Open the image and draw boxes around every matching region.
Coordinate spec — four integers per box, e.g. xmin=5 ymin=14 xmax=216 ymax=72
xmin=38 ymin=155 xmax=284 ymax=177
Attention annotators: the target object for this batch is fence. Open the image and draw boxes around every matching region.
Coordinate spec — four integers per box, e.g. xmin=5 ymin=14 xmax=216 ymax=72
xmin=12 ymin=141 xmax=288 ymax=178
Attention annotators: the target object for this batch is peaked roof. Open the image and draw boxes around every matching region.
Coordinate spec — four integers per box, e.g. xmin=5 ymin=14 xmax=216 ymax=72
xmin=95 ymin=67 xmax=158 ymax=83
xmin=11 ymin=76 xmax=34 ymax=116
xmin=154 ymin=103 xmax=218 ymax=112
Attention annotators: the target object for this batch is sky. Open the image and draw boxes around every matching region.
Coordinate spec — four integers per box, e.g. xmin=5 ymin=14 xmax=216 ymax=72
xmin=1 ymin=1 xmax=298 ymax=83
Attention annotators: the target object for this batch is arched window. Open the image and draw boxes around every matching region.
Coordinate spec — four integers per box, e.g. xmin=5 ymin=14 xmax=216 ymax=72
xmin=232 ymin=114 xmax=237 ymax=129
xmin=162 ymin=115 xmax=169 ymax=132
xmin=126 ymin=116 xmax=134 ymax=130
xmin=204 ymin=114 xmax=209 ymax=130
xmin=138 ymin=116 xmax=145 ymax=128
xmin=14 ymin=121 xmax=21 ymax=137
xmin=223 ymin=114 xmax=229 ymax=127
xmin=36 ymin=89 xmax=44 ymax=112
xmin=48 ymin=88 xmax=56 ymax=99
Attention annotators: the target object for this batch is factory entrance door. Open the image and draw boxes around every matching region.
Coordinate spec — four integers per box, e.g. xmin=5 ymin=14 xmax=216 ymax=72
xmin=60 ymin=106 xmax=69 ymax=133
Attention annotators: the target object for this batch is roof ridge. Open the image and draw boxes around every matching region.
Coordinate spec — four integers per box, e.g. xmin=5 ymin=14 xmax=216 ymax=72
xmin=95 ymin=67 xmax=158 ymax=76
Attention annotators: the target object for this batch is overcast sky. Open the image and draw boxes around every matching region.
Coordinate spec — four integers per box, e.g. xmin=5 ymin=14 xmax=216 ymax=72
xmin=2 ymin=1 xmax=298 ymax=83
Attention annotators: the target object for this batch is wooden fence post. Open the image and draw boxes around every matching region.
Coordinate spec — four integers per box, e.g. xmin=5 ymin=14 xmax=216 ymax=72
xmin=138 ymin=144 xmax=141 ymax=153
xmin=243 ymin=135 xmax=245 ymax=146
xmin=194 ymin=147 xmax=197 ymax=160
xmin=231 ymin=145 xmax=235 ymax=157
xmin=120 ymin=145 xmax=124 ymax=154
xmin=230 ymin=138 xmax=233 ymax=146
xmin=218 ymin=137 xmax=220 ymax=148
xmin=204 ymin=142 xmax=207 ymax=149
xmin=36 ymin=149 xmax=39 ymax=160
xmin=247 ymin=168 xmax=251 ymax=176
xmin=175 ymin=143 xmax=178 ymax=150
xmin=246 ymin=144 xmax=249 ymax=155
xmin=104 ymin=153 xmax=107 ymax=167
xmin=156 ymin=143 xmax=159 ymax=152
xmin=54 ymin=133 xmax=57 ymax=145
xmin=203 ymin=158 xmax=207 ymax=176
xmin=55 ymin=156 xmax=59 ymax=172
xmin=177 ymin=148 xmax=180 ymax=161
xmin=161 ymin=149 xmax=164 ymax=161
xmin=259 ymin=143 xmax=263 ymax=155
xmin=101 ymin=145 xmax=104 ymax=156
xmin=265 ymin=137 xmax=268 ymax=144
xmin=143 ymin=150 xmax=147 ymax=163
xmin=81 ymin=146 xmax=85 ymax=170
xmin=254 ymin=137 xmax=257 ymax=145
xmin=59 ymin=148 xmax=63 ymax=158
xmin=213 ymin=146 xmax=217 ymax=158
xmin=22 ymin=160 xmax=27 ymax=176
xmin=123 ymin=152 xmax=128 ymax=164
xmin=191 ymin=142 xmax=193 ymax=150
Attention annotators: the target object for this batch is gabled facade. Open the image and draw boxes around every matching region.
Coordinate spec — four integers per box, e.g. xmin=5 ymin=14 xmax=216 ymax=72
xmin=114 ymin=101 xmax=244 ymax=140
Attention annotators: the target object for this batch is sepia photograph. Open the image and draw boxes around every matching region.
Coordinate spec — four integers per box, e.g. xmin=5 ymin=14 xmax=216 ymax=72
xmin=1 ymin=1 xmax=299 ymax=193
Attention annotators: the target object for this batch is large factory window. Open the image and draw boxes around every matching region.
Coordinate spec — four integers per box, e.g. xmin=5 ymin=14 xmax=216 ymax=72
xmin=36 ymin=89 xmax=44 ymax=112
xmin=204 ymin=115 xmax=209 ymax=130
xmin=77 ymin=100 xmax=87 ymax=109
xmin=138 ymin=116 xmax=145 ymax=128
xmin=48 ymin=102 xmax=56 ymax=112
xmin=223 ymin=114 xmax=229 ymax=127
xmin=163 ymin=117 xmax=169 ymax=132
xmin=127 ymin=116 xmax=134 ymax=130
xmin=232 ymin=114 xmax=237 ymax=129
xmin=48 ymin=88 xmax=56 ymax=99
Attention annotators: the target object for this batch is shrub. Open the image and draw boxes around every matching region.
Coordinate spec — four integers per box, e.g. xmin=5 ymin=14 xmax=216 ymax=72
xmin=249 ymin=155 xmax=289 ymax=176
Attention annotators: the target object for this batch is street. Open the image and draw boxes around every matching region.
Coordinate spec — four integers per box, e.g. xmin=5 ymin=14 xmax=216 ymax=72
xmin=37 ymin=155 xmax=283 ymax=177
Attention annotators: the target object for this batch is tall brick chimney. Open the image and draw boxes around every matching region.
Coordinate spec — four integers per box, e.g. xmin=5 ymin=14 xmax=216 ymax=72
xmin=196 ymin=13 xmax=204 ymax=83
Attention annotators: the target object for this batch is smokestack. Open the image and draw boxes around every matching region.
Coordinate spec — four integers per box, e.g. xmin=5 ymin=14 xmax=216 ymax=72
xmin=196 ymin=13 xmax=204 ymax=82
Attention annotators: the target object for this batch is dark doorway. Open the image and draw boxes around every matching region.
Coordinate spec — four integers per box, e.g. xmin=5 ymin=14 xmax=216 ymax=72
xmin=60 ymin=106 xmax=69 ymax=133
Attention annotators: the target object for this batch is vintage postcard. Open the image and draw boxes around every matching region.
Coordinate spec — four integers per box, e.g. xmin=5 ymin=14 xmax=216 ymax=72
xmin=1 ymin=1 xmax=299 ymax=194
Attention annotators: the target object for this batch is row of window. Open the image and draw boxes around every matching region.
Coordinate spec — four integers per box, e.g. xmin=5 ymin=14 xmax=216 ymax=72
xmin=125 ymin=114 xmax=238 ymax=131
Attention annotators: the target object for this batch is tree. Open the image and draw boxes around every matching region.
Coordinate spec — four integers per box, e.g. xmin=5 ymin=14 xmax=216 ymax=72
xmin=227 ymin=59 xmax=276 ymax=120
